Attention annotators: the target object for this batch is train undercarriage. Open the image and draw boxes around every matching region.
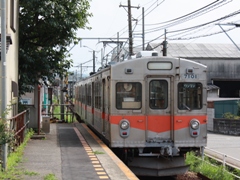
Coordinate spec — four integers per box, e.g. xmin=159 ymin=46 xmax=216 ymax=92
xmin=112 ymin=147 xmax=201 ymax=177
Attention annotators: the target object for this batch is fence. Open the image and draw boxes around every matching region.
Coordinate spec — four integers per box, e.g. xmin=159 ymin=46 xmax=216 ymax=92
xmin=204 ymin=147 xmax=240 ymax=179
xmin=9 ymin=109 xmax=30 ymax=147
xmin=0 ymin=109 xmax=30 ymax=168
xmin=42 ymin=103 xmax=75 ymax=123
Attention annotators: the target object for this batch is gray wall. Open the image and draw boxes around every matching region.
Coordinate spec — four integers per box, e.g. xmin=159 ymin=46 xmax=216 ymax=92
xmin=192 ymin=58 xmax=240 ymax=84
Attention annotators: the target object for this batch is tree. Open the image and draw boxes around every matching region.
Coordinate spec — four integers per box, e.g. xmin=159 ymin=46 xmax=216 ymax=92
xmin=19 ymin=0 xmax=92 ymax=95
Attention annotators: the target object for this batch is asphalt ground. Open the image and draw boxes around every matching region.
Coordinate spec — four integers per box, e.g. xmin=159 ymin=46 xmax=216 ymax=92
xmin=206 ymin=132 xmax=240 ymax=169
xmin=18 ymin=122 xmax=139 ymax=180
xmin=206 ymin=132 xmax=240 ymax=160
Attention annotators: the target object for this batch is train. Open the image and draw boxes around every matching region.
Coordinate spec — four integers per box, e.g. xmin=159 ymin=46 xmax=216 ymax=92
xmin=74 ymin=51 xmax=207 ymax=177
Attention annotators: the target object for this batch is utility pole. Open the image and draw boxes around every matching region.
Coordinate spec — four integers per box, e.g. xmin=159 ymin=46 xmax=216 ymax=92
xmin=162 ymin=29 xmax=167 ymax=56
xmin=93 ymin=50 xmax=95 ymax=73
xmin=142 ymin=7 xmax=145 ymax=50
xmin=120 ymin=0 xmax=139 ymax=57
xmin=1 ymin=0 xmax=7 ymax=170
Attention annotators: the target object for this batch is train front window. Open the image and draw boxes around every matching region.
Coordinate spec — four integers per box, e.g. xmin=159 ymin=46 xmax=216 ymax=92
xmin=178 ymin=83 xmax=202 ymax=110
xmin=149 ymin=80 xmax=168 ymax=109
xmin=116 ymin=82 xmax=142 ymax=109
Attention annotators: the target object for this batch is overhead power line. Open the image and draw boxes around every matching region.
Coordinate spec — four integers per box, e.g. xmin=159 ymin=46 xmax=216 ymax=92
xmin=136 ymin=0 xmax=233 ymax=34
xmin=144 ymin=0 xmax=221 ymax=26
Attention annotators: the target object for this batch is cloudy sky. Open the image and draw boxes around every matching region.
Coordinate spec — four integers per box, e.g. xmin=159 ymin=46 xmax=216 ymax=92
xmin=69 ymin=0 xmax=240 ymax=74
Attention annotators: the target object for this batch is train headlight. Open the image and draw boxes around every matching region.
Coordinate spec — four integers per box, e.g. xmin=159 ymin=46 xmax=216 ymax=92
xmin=120 ymin=121 xmax=129 ymax=130
xmin=190 ymin=120 xmax=199 ymax=130
xmin=119 ymin=119 xmax=130 ymax=138
xmin=189 ymin=119 xmax=200 ymax=137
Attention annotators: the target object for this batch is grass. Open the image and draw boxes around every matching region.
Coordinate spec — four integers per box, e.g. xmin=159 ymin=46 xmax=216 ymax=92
xmin=52 ymin=96 xmax=75 ymax=123
xmin=0 ymin=129 xmax=37 ymax=180
xmin=185 ymin=151 xmax=239 ymax=180
xmin=44 ymin=173 xmax=58 ymax=180
xmin=93 ymin=150 xmax=105 ymax=155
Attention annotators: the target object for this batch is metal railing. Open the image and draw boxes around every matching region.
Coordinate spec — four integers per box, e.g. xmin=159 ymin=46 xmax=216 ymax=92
xmin=9 ymin=109 xmax=30 ymax=148
xmin=204 ymin=147 xmax=240 ymax=179
xmin=0 ymin=109 xmax=30 ymax=168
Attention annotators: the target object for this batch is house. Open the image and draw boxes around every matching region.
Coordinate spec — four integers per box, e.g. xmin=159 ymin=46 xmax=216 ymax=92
xmin=0 ymin=0 xmax=19 ymax=117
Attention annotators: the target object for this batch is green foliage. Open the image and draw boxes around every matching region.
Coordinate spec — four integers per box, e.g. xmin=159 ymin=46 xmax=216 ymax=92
xmin=185 ymin=152 xmax=235 ymax=180
xmin=19 ymin=0 xmax=92 ymax=95
xmin=0 ymin=119 xmax=14 ymax=145
xmin=233 ymin=168 xmax=240 ymax=177
xmin=0 ymin=109 xmax=15 ymax=145
xmin=44 ymin=173 xmax=57 ymax=180
xmin=93 ymin=150 xmax=105 ymax=155
xmin=0 ymin=129 xmax=35 ymax=179
xmin=222 ymin=112 xmax=240 ymax=120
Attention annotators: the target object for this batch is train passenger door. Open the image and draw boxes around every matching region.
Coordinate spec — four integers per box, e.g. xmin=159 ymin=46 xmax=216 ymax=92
xmin=102 ymin=79 xmax=106 ymax=134
xmin=92 ymin=82 xmax=94 ymax=125
xmin=146 ymin=77 xmax=173 ymax=142
xmin=84 ymin=84 xmax=87 ymax=120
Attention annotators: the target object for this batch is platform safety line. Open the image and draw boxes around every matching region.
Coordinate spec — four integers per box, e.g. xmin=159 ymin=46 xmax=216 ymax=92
xmin=80 ymin=123 xmax=139 ymax=180
xmin=73 ymin=127 xmax=110 ymax=180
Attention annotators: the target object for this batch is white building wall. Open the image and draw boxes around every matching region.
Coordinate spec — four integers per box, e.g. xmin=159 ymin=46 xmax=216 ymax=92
xmin=0 ymin=0 xmax=19 ymax=117
xmin=207 ymin=108 xmax=214 ymax=132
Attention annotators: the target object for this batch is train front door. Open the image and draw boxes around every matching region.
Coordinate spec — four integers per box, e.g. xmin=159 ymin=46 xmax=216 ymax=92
xmin=146 ymin=77 xmax=173 ymax=142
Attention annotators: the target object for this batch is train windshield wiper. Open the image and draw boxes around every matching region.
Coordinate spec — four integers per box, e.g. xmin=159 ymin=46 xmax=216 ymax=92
xmin=182 ymin=103 xmax=191 ymax=111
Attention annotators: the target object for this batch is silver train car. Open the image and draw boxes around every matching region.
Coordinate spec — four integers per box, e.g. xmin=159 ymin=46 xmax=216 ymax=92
xmin=74 ymin=51 xmax=207 ymax=177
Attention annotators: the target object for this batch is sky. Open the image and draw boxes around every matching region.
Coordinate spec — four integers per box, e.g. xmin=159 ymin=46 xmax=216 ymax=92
xmin=68 ymin=0 xmax=240 ymax=75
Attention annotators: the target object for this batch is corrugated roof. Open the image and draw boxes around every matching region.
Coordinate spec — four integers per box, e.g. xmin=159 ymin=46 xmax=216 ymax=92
xmin=147 ymin=43 xmax=240 ymax=58
xmin=207 ymin=84 xmax=220 ymax=90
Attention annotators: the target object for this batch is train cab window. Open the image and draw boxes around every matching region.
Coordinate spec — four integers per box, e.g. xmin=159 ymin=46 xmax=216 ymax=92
xmin=149 ymin=80 xmax=168 ymax=109
xmin=178 ymin=83 xmax=202 ymax=110
xmin=116 ymin=82 xmax=142 ymax=109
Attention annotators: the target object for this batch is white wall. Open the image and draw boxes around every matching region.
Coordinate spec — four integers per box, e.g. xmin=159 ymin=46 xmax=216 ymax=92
xmin=0 ymin=0 xmax=19 ymax=117
xmin=207 ymin=108 xmax=214 ymax=132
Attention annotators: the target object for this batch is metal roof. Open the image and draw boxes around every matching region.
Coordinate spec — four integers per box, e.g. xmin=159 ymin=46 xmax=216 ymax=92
xmin=207 ymin=84 xmax=220 ymax=90
xmin=147 ymin=43 xmax=240 ymax=58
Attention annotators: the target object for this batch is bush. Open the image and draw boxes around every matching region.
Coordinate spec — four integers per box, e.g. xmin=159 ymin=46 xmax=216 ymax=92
xmin=185 ymin=152 xmax=235 ymax=180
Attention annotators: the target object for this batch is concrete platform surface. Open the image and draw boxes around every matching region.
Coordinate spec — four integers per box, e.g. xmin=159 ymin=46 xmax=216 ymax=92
xmin=17 ymin=123 xmax=138 ymax=180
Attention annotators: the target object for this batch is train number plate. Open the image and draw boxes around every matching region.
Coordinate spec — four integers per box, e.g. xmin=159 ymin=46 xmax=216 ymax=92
xmin=183 ymin=74 xmax=198 ymax=79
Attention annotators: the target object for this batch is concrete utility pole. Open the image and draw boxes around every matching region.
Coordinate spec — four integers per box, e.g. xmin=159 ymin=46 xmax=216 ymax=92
xmin=162 ymin=29 xmax=167 ymax=56
xmin=93 ymin=50 xmax=95 ymax=73
xmin=1 ymin=0 xmax=6 ymax=114
xmin=120 ymin=0 xmax=139 ymax=57
xmin=142 ymin=7 xmax=145 ymax=50
xmin=1 ymin=0 xmax=7 ymax=170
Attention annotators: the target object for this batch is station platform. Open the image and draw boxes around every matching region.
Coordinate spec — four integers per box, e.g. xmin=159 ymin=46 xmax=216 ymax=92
xmin=18 ymin=122 xmax=139 ymax=180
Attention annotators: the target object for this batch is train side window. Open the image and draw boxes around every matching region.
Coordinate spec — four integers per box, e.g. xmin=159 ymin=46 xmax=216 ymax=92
xmin=116 ymin=82 xmax=142 ymax=109
xmin=178 ymin=83 xmax=202 ymax=110
xmin=149 ymin=80 xmax=168 ymax=109
xmin=87 ymin=84 xmax=91 ymax=106
xmin=94 ymin=81 xmax=101 ymax=109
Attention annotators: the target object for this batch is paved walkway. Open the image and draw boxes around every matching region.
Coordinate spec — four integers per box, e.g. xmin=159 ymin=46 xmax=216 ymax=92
xmin=19 ymin=123 xmax=62 ymax=180
xmin=18 ymin=123 xmax=138 ymax=180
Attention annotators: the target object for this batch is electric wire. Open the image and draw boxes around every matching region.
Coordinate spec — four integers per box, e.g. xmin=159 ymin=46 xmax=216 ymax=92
xmin=143 ymin=0 xmax=220 ymax=26
xmin=169 ymin=27 xmax=236 ymax=40
xmin=136 ymin=0 xmax=233 ymax=34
